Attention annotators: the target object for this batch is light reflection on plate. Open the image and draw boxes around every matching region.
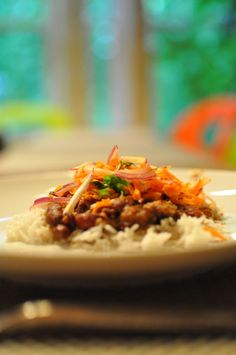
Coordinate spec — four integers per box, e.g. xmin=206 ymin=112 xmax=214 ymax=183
xmin=210 ymin=189 xmax=236 ymax=197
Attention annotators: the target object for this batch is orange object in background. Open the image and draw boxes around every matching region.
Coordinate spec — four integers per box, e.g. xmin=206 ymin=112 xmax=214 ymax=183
xmin=172 ymin=96 xmax=236 ymax=160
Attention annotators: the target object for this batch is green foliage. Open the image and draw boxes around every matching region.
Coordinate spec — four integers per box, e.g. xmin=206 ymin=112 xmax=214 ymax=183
xmin=0 ymin=0 xmax=48 ymax=101
xmin=143 ymin=0 xmax=236 ymax=133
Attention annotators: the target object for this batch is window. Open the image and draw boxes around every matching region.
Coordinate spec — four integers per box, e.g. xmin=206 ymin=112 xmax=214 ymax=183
xmin=0 ymin=0 xmax=148 ymax=131
xmin=0 ymin=0 xmax=47 ymax=101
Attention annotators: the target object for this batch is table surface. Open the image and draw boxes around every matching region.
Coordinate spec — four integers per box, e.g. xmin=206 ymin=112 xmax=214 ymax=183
xmin=1 ymin=336 xmax=236 ymax=354
xmin=1 ymin=263 xmax=236 ymax=352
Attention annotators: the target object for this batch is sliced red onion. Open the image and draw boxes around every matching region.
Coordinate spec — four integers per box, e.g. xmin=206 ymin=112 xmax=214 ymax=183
xmin=115 ymin=165 xmax=156 ymax=180
xmin=83 ymin=164 xmax=113 ymax=177
xmin=32 ymin=197 xmax=52 ymax=207
xmin=32 ymin=196 xmax=71 ymax=208
xmin=107 ymin=145 xmax=119 ymax=166
xmin=54 ymin=182 xmax=78 ymax=197
xmin=52 ymin=197 xmax=71 ymax=204
xmin=120 ymin=155 xmax=147 ymax=165
xmin=72 ymin=161 xmax=93 ymax=171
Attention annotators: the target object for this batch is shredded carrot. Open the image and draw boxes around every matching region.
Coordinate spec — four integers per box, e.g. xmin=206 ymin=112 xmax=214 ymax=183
xmin=96 ymin=161 xmax=105 ymax=169
xmin=158 ymin=167 xmax=181 ymax=183
xmin=74 ymin=169 xmax=88 ymax=182
xmin=55 ymin=146 xmax=217 ymax=214
xmin=107 ymin=145 xmax=120 ymax=168
xmin=132 ymin=188 xmax=141 ymax=201
xmin=91 ymin=199 xmax=112 ymax=213
xmin=185 ymin=177 xmax=209 ymax=195
xmin=204 ymin=225 xmax=226 ymax=241
xmin=147 ymin=178 xmax=164 ymax=192
xmin=142 ymin=191 xmax=162 ymax=201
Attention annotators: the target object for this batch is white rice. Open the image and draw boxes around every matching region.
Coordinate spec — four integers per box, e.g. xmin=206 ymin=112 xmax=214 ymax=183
xmin=6 ymin=208 xmax=228 ymax=253
xmin=6 ymin=208 xmax=53 ymax=245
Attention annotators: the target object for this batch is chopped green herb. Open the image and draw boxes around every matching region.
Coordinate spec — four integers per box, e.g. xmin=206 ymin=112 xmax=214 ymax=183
xmin=92 ymin=180 xmax=105 ymax=189
xmin=93 ymin=175 xmax=130 ymax=197
xmin=103 ymin=175 xmax=129 ymax=193
xmin=98 ymin=188 xmax=111 ymax=198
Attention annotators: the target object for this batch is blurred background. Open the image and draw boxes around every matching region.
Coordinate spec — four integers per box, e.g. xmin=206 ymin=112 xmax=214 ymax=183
xmin=0 ymin=0 xmax=236 ymax=173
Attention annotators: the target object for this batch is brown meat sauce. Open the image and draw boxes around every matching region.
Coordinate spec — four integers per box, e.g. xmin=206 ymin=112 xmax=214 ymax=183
xmin=45 ymin=194 xmax=217 ymax=240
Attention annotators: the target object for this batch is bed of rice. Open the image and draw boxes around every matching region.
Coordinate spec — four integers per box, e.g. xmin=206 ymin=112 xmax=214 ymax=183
xmin=5 ymin=208 xmax=228 ymax=253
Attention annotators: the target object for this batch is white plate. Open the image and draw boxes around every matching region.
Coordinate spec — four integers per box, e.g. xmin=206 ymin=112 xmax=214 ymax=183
xmin=0 ymin=169 xmax=236 ymax=285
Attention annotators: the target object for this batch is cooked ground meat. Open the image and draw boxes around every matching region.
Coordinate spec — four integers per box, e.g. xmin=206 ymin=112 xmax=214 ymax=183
xmin=76 ymin=196 xmax=98 ymax=213
xmin=110 ymin=195 xmax=136 ymax=210
xmin=120 ymin=205 xmax=156 ymax=228
xmin=46 ymin=203 xmax=63 ymax=226
xmin=200 ymin=206 xmax=221 ymax=219
xmin=46 ymin=203 xmax=75 ymax=233
xmin=178 ymin=204 xmax=217 ymax=219
xmin=62 ymin=213 xmax=76 ymax=230
xmin=120 ymin=200 xmax=178 ymax=228
xmin=52 ymin=224 xmax=71 ymax=240
xmin=45 ymin=195 xmax=216 ymax=240
xmin=75 ymin=212 xmax=98 ymax=230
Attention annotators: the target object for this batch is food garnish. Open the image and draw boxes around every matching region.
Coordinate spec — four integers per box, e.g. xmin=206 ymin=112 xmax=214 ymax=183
xmin=29 ymin=145 xmax=223 ymax=242
xmin=64 ymin=170 xmax=94 ymax=215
